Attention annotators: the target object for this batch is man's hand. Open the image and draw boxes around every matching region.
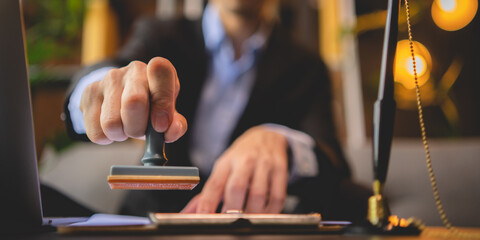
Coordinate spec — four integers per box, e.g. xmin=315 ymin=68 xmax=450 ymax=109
xmin=182 ymin=126 xmax=289 ymax=213
xmin=79 ymin=57 xmax=187 ymax=144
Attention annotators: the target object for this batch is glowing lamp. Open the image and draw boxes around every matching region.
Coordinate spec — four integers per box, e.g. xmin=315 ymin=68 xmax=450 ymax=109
xmin=432 ymin=0 xmax=478 ymax=31
xmin=394 ymin=40 xmax=432 ymax=89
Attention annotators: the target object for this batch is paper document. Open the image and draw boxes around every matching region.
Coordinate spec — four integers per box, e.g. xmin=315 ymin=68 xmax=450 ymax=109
xmin=68 ymin=213 xmax=150 ymax=227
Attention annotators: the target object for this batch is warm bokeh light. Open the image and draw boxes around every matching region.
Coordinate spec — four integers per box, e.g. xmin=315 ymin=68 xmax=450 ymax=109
xmin=394 ymin=40 xmax=432 ymax=90
xmin=406 ymin=55 xmax=426 ymax=77
xmin=432 ymin=0 xmax=478 ymax=31
xmin=439 ymin=0 xmax=457 ymax=12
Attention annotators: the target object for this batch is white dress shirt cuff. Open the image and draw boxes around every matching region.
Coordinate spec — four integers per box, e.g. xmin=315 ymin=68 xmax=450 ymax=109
xmin=68 ymin=67 xmax=114 ymax=134
xmin=261 ymin=123 xmax=318 ymax=183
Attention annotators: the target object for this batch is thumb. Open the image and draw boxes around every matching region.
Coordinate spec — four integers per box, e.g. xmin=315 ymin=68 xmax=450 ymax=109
xmin=146 ymin=57 xmax=179 ymax=132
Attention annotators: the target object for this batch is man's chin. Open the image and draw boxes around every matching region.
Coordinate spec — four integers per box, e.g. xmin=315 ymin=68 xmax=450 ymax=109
xmin=230 ymin=8 xmax=260 ymax=18
xmin=218 ymin=0 xmax=264 ymax=17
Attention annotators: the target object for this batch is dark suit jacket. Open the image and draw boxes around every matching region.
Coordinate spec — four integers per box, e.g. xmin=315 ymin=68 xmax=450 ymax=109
xmin=64 ymin=17 xmax=369 ymax=221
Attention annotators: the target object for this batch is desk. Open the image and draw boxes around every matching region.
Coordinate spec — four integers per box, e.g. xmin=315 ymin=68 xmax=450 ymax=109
xmin=11 ymin=227 xmax=480 ymax=240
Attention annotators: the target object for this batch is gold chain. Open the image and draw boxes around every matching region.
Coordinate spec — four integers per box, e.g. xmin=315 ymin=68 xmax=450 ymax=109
xmin=404 ymin=1 xmax=479 ymax=238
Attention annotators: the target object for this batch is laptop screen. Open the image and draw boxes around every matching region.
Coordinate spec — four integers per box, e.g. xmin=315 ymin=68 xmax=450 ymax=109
xmin=0 ymin=0 xmax=44 ymax=229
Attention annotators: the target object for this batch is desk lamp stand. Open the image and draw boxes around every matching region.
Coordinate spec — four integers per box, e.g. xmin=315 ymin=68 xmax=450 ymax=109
xmin=347 ymin=0 xmax=422 ymax=234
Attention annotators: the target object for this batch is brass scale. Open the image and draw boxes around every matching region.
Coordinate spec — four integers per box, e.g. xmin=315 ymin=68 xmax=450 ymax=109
xmin=367 ymin=0 xmax=479 ymax=238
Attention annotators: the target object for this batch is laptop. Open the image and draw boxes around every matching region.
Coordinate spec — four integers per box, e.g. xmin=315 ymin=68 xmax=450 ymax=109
xmin=0 ymin=0 xmax=87 ymax=232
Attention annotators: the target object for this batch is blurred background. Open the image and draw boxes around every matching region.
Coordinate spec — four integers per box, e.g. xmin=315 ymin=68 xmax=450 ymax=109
xmin=22 ymin=0 xmax=480 ymax=226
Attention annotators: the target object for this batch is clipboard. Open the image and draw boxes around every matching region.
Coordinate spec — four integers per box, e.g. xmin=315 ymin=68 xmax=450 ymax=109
xmin=57 ymin=213 xmax=347 ymax=234
xmin=148 ymin=212 xmax=345 ymax=234
xmin=149 ymin=212 xmax=322 ymax=226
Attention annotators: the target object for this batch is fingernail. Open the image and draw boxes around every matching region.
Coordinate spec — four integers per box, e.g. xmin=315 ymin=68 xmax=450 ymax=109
xmin=165 ymin=120 xmax=181 ymax=143
xmin=177 ymin=120 xmax=186 ymax=136
xmin=152 ymin=110 xmax=169 ymax=132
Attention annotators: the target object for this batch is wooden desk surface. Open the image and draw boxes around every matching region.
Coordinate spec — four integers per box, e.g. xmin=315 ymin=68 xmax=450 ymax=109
xmin=9 ymin=227 xmax=480 ymax=240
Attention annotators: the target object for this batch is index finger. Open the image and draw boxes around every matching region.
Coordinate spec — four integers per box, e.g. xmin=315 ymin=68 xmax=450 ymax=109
xmin=146 ymin=57 xmax=179 ymax=132
xmin=181 ymin=194 xmax=201 ymax=213
xmin=196 ymin=159 xmax=231 ymax=213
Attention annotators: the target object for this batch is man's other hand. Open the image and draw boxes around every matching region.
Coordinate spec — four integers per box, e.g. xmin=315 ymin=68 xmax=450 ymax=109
xmin=79 ymin=57 xmax=187 ymax=144
xmin=182 ymin=126 xmax=289 ymax=213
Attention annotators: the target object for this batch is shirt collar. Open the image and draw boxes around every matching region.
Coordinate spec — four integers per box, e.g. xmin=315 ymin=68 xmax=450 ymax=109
xmin=202 ymin=3 xmax=225 ymax=52
xmin=202 ymin=3 xmax=270 ymax=56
